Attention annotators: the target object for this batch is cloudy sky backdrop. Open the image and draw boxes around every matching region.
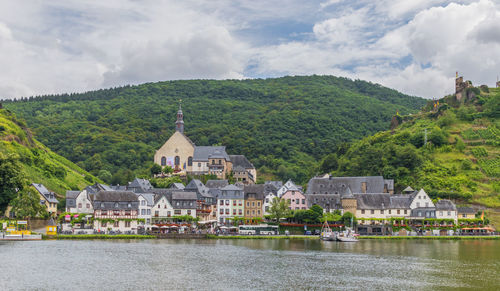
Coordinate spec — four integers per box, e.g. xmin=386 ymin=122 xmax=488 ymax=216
xmin=1 ymin=0 xmax=499 ymax=99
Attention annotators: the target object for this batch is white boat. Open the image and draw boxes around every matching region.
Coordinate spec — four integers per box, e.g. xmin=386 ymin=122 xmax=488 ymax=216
xmin=337 ymin=217 xmax=358 ymax=242
xmin=320 ymin=221 xmax=336 ymax=241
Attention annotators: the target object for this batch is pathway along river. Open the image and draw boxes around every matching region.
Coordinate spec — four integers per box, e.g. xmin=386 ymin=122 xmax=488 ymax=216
xmin=1 ymin=239 xmax=499 ymax=290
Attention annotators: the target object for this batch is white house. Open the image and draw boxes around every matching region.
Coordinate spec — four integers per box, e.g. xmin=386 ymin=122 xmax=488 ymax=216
xmin=66 ymin=190 xmax=94 ymax=214
xmin=137 ymin=193 xmax=155 ymax=229
xmin=152 ymin=194 xmax=175 ymax=223
xmin=263 ymin=192 xmax=278 ymax=215
xmin=277 ymin=180 xmax=301 ymax=197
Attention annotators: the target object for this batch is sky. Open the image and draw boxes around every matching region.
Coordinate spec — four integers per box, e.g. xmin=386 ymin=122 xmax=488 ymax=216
xmin=0 ymin=0 xmax=499 ymax=99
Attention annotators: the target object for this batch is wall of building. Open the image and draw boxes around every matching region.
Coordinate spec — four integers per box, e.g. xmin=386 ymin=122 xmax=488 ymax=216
xmin=154 ymin=131 xmax=194 ymax=172
xmin=281 ymin=190 xmax=307 ymax=210
xmin=73 ymin=191 xmax=94 ymax=214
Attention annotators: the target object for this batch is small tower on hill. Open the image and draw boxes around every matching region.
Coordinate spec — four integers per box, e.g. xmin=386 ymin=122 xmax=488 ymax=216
xmin=175 ymin=101 xmax=184 ymax=133
xmin=455 ymin=72 xmax=472 ymax=102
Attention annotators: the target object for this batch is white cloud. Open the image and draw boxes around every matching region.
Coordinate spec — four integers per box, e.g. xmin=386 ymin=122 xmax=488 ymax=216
xmin=0 ymin=0 xmax=499 ymax=99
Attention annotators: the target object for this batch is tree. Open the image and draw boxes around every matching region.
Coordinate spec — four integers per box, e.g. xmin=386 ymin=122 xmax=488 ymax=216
xmin=97 ymin=170 xmax=112 ymax=183
xmin=320 ymin=154 xmax=338 ymax=173
xmin=150 ymin=164 xmax=162 ymax=176
xmin=0 ymin=153 xmax=25 ymax=213
xmin=269 ymin=197 xmax=290 ymax=223
xmin=341 ymin=211 xmax=357 ymax=228
xmin=162 ymin=166 xmax=174 ymax=175
xmin=10 ymin=186 xmax=49 ymax=227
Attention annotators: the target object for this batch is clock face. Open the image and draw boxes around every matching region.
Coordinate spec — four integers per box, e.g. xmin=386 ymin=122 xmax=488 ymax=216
xmin=175 ymin=148 xmax=179 ymax=153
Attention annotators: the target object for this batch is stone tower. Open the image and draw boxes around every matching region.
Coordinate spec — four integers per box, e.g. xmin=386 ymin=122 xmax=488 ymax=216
xmin=175 ymin=102 xmax=184 ymax=133
xmin=341 ymin=187 xmax=357 ymax=215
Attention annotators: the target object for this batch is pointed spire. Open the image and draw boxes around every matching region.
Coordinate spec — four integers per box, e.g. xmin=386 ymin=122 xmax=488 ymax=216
xmin=175 ymin=99 xmax=184 ymax=133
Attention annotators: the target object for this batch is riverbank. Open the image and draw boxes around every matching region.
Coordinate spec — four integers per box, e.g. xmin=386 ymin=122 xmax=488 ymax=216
xmin=39 ymin=234 xmax=500 ymax=240
xmin=43 ymin=234 xmax=156 ymax=240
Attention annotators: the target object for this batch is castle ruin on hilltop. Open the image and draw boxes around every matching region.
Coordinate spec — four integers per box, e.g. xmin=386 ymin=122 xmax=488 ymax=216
xmin=455 ymin=72 xmax=472 ymax=102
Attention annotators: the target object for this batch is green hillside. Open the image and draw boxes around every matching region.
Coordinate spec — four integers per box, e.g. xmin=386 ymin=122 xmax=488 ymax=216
xmin=326 ymin=87 xmax=500 ymax=208
xmin=0 ymin=108 xmax=96 ymax=197
xmin=2 ymin=75 xmax=426 ymax=184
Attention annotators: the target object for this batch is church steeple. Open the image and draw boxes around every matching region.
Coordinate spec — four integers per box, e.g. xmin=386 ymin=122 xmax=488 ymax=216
xmin=175 ymin=101 xmax=184 ymax=133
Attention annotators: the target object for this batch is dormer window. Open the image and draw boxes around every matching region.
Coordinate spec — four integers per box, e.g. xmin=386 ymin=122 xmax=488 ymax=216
xmin=115 ymin=203 xmax=118 ymax=208
xmin=128 ymin=203 xmax=131 ymax=208
xmin=101 ymin=203 xmax=104 ymax=208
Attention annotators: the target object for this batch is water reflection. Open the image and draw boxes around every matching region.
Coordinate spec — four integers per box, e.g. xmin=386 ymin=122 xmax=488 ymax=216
xmin=0 ymin=239 xmax=498 ymax=290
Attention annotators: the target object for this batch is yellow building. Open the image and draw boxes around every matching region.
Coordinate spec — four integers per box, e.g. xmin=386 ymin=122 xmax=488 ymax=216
xmin=243 ymin=185 xmax=265 ymax=224
xmin=32 ymin=183 xmax=59 ymax=216
xmin=46 ymin=218 xmax=57 ymax=235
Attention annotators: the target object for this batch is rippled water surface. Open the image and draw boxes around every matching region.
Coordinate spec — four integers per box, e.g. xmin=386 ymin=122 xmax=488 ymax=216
xmin=1 ymin=239 xmax=499 ymax=290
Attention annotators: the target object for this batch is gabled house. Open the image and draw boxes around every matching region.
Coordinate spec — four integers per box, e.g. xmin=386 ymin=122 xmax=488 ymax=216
xmin=243 ymin=184 xmax=265 ymax=223
xmin=229 ymin=155 xmax=257 ymax=184
xmin=152 ymin=193 xmax=175 ymax=223
xmin=171 ymin=191 xmax=197 ymax=218
xmin=457 ymin=207 xmax=476 ymax=219
xmin=32 ymin=183 xmax=59 ymax=216
xmin=137 ymin=193 xmax=155 ymax=228
xmin=127 ymin=178 xmax=153 ymax=193
xmin=65 ymin=189 xmax=94 ymax=214
xmin=435 ymin=199 xmax=457 ymax=222
xmin=93 ymin=191 xmax=139 ymax=233
xmin=277 ymin=180 xmax=302 ymax=197
xmin=217 ymin=184 xmax=244 ymax=225
xmin=280 ymin=182 xmax=307 ymax=210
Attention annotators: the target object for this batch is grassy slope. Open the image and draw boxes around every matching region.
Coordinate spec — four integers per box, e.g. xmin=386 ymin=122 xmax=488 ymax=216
xmin=0 ymin=109 xmax=95 ymax=196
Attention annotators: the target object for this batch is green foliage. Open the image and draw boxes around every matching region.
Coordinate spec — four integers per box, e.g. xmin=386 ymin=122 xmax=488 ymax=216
xmin=97 ymin=170 xmax=112 ymax=183
xmin=149 ymin=176 xmax=183 ymax=188
xmin=341 ymin=211 xmax=357 ymax=227
xmin=0 ymin=153 xmax=25 ymax=213
xmin=9 ymin=186 xmax=48 ymax=219
xmin=269 ymin=197 xmax=290 ymax=222
xmin=3 ymin=76 xmax=425 ymax=184
xmin=319 ymin=153 xmax=338 ymax=174
xmin=292 ymin=206 xmax=323 ymax=224
xmin=150 ymin=164 xmax=162 ymax=175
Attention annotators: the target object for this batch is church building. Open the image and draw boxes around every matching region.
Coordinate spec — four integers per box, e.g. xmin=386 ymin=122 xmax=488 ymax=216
xmin=154 ymin=104 xmax=257 ymax=183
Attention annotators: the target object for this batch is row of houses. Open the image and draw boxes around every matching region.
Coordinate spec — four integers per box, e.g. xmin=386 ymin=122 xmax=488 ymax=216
xmin=61 ymin=175 xmax=475 ymax=234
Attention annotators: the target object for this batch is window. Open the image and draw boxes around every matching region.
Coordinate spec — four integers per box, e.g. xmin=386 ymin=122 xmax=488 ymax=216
xmin=125 ymin=210 xmax=131 ymax=216
xmin=164 ymin=204 xmax=167 ymax=209
xmin=226 ymin=200 xmax=229 ymax=205
xmin=361 ymin=210 xmax=365 ymax=214
xmin=78 ymin=203 xmax=82 ymax=208
xmin=404 ymin=210 xmax=407 ymax=215
xmin=174 ymin=210 xmax=181 ymax=215
xmin=302 ymin=199 xmax=305 ymax=204
xmin=161 ymin=157 xmax=166 ymax=166
xmin=220 ymin=200 xmax=224 ymax=205
xmin=187 ymin=210 xmax=191 ymax=215
xmin=440 ymin=211 xmax=443 ymax=216
xmin=388 ymin=210 xmax=391 ymax=214
xmin=141 ymin=209 xmax=145 ymax=215
xmin=113 ymin=221 xmax=119 ymax=227
xmin=218 ymin=160 xmax=221 ymax=165
xmin=101 ymin=210 xmax=107 ymax=215
xmin=233 ymin=209 xmax=236 ymax=215
xmin=246 ymin=210 xmax=249 ymax=215
xmin=418 ymin=211 xmax=422 ymax=216
xmin=212 ymin=160 xmax=215 ymax=165
xmin=397 ymin=210 xmax=400 ymax=214
xmin=188 ymin=156 xmax=193 ymax=166
xmin=416 ymin=202 xmax=420 ymax=207
xmin=220 ymin=209 xmax=224 ymax=214
xmin=155 ymin=210 xmax=159 ymax=216
xmin=239 ymin=201 xmax=242 ymax=206
xmin=114 ymin=210 xmax=120 ymax=216
xmin=462 ymin=214 xmax=466 ymax=218
xmin=371 ymin=210 xmax=375 ymax=214
xmin=175 ymin=156 xmax=180 ymax=166
xmin=257 ymin=202 xmax=260 ymax=207
xmin=128 ymin=203 xmax=131 ymax=208
xmin=425 ymin=202 xmax=429 ymax=207
xmin=141 ymin=200 xmax=146 ymax=206
xmin=101 ymin=203 xmax=104 ymax=208
xmin=147 ymin=209 xmax=151 ymax=215
xmin=225 ymin=209 xmax=229 ymax=214
xmin=114 ymin=203 xmax=118 ymax=208
xmin=381 ymin=210 xmax=384 ymax=214
xmin=198 ymin=163 xmax=201 ymax=167
xmin=296 ymin=200 xmax=299 ymax=205
xmin=167 ymin=211 xmax=170 ymax=216
xmin=234 ymin=201 xmax=237 ymax=206
xmin=252 ymin=202 xmax=255 ymax=207
xmin=447 ymin=211 xmax=451 ymax=216
xmin=207 ymin=163 xmax=209 ymax=167
xmin=125 ymin=221 xmax=131 ymax=228
xmin=265 ymin=206 xmax=269 ymax=212
xmin=257 ymin=210 xmax=260 ymax=215
xmin=239 ymin=209 xmax=242 ymax=215
xmin=265 ymin=198 xmax=269 ymax=203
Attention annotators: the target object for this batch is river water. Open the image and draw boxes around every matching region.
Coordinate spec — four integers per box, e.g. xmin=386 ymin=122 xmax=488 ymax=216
xmin=1 ymin=239 xmax=499 ymax=290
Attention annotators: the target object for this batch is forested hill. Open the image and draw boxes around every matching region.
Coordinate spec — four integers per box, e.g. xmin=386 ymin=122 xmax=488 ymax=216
xmin=324 ymin=86 xmax=499 ymax=208
xmin=3 ymin=75 xmax=426 ymax=184
xmin=0 ymin=108 xmax=95 ymax=198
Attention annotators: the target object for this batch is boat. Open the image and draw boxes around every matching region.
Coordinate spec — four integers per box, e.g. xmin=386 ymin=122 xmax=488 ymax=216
xmin=336 ymin=216 xmax=358 ymax=242
xmin=320 ymin=221 xmax=336 ymax=241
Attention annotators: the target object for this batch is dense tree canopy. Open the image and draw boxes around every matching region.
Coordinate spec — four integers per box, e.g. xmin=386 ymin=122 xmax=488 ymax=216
xmin=3 ymin=76 xmax=425 ymax=184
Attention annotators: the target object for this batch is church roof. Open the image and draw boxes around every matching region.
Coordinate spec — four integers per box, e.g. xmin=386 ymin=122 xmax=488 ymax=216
xmin=193 ymin=146 xmax=230 ymax=161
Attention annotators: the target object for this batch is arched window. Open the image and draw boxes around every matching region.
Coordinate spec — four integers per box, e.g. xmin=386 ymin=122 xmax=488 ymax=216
xmin=175 ymin=156 xmax=180 ymax=166
xmin=161 ymin=157 xmax=166 ymax=166
xmin=188 ymin=156 xmax=193 ymax=166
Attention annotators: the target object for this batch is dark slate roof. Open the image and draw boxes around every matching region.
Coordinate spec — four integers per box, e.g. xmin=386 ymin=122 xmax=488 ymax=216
xmin=172 ymin=191 xmax=198 ymax=200
xmin=403 ymin=186 xmax=414 ymax=192
xmin=306 ymin=176 xmax=394 ymax=194
xmin=65 ymin=191 xmax=80 ymax=199
xmin=94 ymin=191 xmax=138 ymax=202
xmin=169 ymin=183 xmax=185 ymax=190
xmin=86 ymin=183 xmax=114 ymax=194
xmin=265 ymin=181 xmax=283 ymax=191
xmin=193 ymin=146 xmax=230 ymax=161
xmin=229 ymin=155 xmax=255 ymax=169
xmin=205 ymin=180 xmax=229 ymax=189
xmin=208 ymin=188 xmax=221 ymax=198
xmin=435 ymin=199 xmax=457 ymax=211
xmin=153 ymin=192 xmax=173 ymax=205
xmin=32 ymin=183 xmax=58 ymax=203
xmin=457 ymin=207 xmax=475 ymax=214
xmin=233 ymin=165 xmax=246 ymax=172
xmin=110 ymin=185 xmax=127 ymax=191
xmin=341 ymin=187 xmax=354 ymax=199
xmin=305 ymin=194 xmax=341 ymax=209
xmin=128 ymin=178 xmax=153 ymax=191
xmin=138 ymin=193 xmax=156 ymax=207
xmin=221 ymin=184 xmax=243 ymax=191
xmin=243 ymin=185 xmax=266 ymax=200
xmin=185 ymin=179 xmax=210 ymax=197
xmin=355 ymin=193 xmax=392 ymax=210
xmin=389 ymin=195 xmax=412 ymax=209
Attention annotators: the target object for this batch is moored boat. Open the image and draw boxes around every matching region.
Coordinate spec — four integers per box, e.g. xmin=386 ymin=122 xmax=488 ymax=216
xmin=320 ymin=221 xmax=337 ymax=241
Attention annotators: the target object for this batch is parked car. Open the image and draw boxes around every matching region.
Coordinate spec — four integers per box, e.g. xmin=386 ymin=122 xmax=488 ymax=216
xmin=304 ymin=230 xmax=312 ymax=235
